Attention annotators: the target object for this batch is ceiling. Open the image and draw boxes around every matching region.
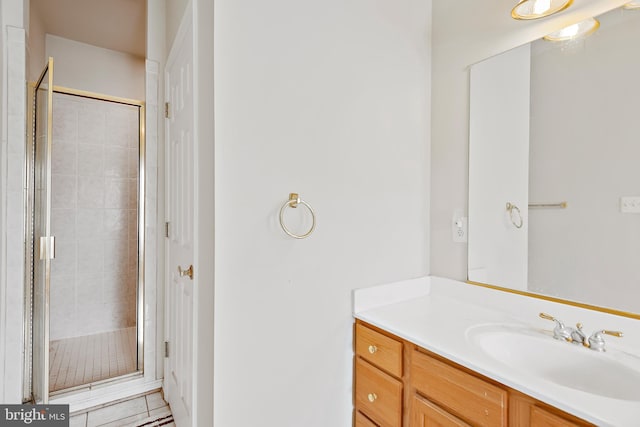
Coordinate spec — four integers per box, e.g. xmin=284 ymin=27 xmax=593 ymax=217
xmin=30 ymin=0 xmax=146 ymax=57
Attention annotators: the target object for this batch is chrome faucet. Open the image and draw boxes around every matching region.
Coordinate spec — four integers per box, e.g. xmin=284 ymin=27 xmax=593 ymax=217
xmin=539 ymin=313 xmax=623 ymax=351
xmin=587 ymin=330 xmax=624 ymax=352
xmin=570 ymin=322 xmax=587 ymax=345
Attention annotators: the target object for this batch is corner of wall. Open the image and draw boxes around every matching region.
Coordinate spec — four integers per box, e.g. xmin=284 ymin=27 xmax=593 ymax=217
xmin=1 ymin=23 xmax=26 ymax=404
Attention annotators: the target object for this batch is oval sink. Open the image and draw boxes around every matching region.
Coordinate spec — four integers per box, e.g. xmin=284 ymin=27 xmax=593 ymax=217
xmin=466 ymin=324 xmax=640 ymax=401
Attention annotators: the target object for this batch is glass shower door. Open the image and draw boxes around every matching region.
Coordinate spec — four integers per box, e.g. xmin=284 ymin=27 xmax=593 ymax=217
xmin=32 ymin=57 xmax=54 ymax=404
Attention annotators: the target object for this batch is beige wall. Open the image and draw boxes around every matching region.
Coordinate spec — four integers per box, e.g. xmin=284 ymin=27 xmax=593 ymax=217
xmin=27 ymin=0 xmax=45 ymax=81
xmin=45 ymin=34 xmax=145 ymax=100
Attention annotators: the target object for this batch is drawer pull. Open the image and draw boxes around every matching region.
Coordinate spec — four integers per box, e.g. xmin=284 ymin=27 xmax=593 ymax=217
xmin=368 ymin=345 xmax=378 ymax=354
xmin=367 ymin=393 xmax=378 ymax=403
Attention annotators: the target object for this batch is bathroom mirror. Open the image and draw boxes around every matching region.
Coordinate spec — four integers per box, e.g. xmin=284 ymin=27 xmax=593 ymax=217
xmin=468 ymin=5 xmax=640 ymax=316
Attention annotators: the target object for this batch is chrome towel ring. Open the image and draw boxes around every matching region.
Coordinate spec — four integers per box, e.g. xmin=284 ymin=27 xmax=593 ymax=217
xmin=279 ymin=193 xmax=316 ymax=239
xmin=506 ymin=202 xmax=523 ymax=229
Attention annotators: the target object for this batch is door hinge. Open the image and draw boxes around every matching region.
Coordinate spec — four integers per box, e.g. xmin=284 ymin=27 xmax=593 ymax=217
xmin=164 ymin=341 xmax=169 ymax=358
xmin=39 ymin=236 xmax=56 ymax=260
xmin=165 ymin=102 xmax=170 ymax=119
xmin=165 ymin=222 xmax=170 ymax=238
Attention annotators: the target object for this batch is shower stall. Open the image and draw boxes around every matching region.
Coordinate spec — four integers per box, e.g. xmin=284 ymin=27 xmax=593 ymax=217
xmin=25 ymin=58 xmax=145 ymax=403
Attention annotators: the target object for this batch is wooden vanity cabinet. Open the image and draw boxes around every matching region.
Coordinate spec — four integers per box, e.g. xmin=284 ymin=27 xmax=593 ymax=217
xmin=411 ymin=349 xmax=508 ymax=426
xmin=353 ymin=320 xmax=594 ymax=427
xmin=509 ymin=391 xmax=593 ymax=427
xmin=354 ymin=323 xmax=404 ymax=427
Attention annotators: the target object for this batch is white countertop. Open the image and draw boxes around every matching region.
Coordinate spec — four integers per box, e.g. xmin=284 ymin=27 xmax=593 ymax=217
xmin=353 ymin=276 xmax=640 ymax=427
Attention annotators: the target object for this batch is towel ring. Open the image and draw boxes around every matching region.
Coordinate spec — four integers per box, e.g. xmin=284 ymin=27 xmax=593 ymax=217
xmin=279 ymin=193 xmax=316 ymax=239
xmin=506 ymin=202 xmax=523 ymax=229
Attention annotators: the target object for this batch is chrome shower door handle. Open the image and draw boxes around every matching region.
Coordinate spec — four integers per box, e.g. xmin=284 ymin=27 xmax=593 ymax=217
xmin=178 ymin=265 xmax=193 ymax=280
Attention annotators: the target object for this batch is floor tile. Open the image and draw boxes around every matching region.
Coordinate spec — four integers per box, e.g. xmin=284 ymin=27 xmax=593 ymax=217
xmin=148 ymin=405 xmax=171 ymax=418
xmin=145 ymin=392 xmax=166 ymax=411
xmin=50 ymin=327 xmax=137 ymax=392
xmin=86 ymin=396 xmax=148 ymax=427
xmin=95 ymin=412 xmax=148 ymax=427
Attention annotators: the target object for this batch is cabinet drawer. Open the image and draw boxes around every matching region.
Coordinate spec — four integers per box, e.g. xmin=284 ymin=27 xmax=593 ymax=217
xmin=355 ymin=410 xmax=379 ymax=427
xmin=355 ymin=358 xmax=403 ymax=427
xmin=355 ymin=323 xmax=403 ymax=377
xmin=411 ymin=394 xmax=471 ymax=427
xmin=411 ymin=351 xmax=507 ymax=427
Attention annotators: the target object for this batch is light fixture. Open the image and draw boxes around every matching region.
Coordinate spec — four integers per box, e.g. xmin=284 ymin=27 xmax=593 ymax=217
xmin=511 ymin=0 xmax=573 ymax=20
xmin=543 ymin=17 xmax=600 ymax=41
xmin=623 ymin=1 xmax=640 ymax=9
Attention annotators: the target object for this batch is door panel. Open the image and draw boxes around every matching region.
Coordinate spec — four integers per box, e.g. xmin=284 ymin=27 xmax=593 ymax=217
xmin=165 ymin=9 xmax=195 ymax=426
xmin=32 ymin=57 xmax=55 ymax=404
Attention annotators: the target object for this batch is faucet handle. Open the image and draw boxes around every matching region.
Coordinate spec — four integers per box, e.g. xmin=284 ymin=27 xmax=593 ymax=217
xmin=571 ymin=322 xmax=588 ymax=346
xmin=588 ymin=330 xmax=623 ymax=352
xmin=539 ymin=312 xmax=572 ymax=342
xmin=539 ymin=312 xmax=557 ymax=322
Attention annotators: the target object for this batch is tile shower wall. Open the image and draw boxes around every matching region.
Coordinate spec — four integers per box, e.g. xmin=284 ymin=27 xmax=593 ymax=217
xmin=50 ymin=93 xmax=139 ymax=340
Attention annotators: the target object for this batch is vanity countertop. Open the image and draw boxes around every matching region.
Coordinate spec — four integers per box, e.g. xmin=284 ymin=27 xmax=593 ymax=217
xmin=353 ymin=276 xmax=640 ymax=427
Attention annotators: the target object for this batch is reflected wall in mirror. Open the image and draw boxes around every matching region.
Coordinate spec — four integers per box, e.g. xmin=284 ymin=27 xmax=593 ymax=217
xmin=468 ymin=5 xmax=640 ymax=315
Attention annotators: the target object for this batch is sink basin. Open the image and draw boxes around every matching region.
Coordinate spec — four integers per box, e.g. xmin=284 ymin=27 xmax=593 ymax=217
xmin=466 ymin=324 xmax=640 ymax=401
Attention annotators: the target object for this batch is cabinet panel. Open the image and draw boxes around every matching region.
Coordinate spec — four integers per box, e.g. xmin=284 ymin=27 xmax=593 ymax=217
xmin=356 ymin=323 xmax=403 ymax=377
xmin=355 ymin=358 xmax=403 ymax=427
xmin=356 ymin=410 xmax=380 ymax=427
xmin=530 ymin=406 xmax=585 ymax=427
xmin=411 ymin=350 xmax=507 ymax=427
xmin=411 ymin=394 xmax=471 ymax=427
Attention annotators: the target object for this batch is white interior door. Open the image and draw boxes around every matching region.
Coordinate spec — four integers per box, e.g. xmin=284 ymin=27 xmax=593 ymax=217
xmin=165 ymin=9 xmax=195 ymax=427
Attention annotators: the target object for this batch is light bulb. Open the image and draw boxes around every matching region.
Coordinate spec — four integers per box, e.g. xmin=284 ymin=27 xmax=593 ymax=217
xmin=558 ymin=23 xmax=580 ymax=38
xmin=533 ymin=0 xmax=552 ymax=14
xmin=544 ymin=17 xmax=600 ymax=41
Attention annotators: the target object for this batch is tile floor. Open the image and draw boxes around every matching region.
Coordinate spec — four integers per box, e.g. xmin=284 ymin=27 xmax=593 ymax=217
xmin=69 ymin=390 xmax=173 ymax=427
xmin=50 ymin=327 xmax=137 ymax=392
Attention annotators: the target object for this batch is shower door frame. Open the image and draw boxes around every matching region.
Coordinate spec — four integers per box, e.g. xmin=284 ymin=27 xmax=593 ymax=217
xmin=23 ymin=84 xmax=146 ymax=401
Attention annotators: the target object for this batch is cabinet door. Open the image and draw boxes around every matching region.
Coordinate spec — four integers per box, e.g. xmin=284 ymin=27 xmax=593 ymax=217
xmin=530 ymin=406 xmax=585 ymax=427
xmin=411 ymin=395 xmax=471 ymax=427
xmin=356 ymin=410 xmax=379 ymax=427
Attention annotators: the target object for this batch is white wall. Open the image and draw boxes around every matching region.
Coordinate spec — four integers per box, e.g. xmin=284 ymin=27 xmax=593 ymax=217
xmin=165 ymin=0 xmax=188 ymax=57
xmin=430 ymin=0 xmax=631 ymax=281
xmin=45 ymin=34 xmax=145 ymax=100
xmin=213 ymin=0 xmax=431 ymax=425
xmin=527 ymin=10 xmax=640 ymax=312
xmin=0 ymin=0 xmax=5 ymax=406
xmin=0 ymin=0 xmax=26 ymax=404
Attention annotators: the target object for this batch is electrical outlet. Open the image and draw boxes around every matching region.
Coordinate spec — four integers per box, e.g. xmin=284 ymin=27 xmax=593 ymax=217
xmin=452 ymin=209 xmax=467 ymax=243
xmin=620 ymin=196 xmax=640 ymax=213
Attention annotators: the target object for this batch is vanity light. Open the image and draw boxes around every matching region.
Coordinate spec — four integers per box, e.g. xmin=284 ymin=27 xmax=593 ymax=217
xmin=511 ymin=0 xmax=573 ymax=20
xmin=623 ymin=1 xmax=640 ymax=9
xmin=543 ymin=17 xmax=600 ymax=41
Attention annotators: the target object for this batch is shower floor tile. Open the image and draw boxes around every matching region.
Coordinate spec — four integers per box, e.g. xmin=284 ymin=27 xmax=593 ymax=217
xmin=49 ymin=327 xmax=137 ymax=392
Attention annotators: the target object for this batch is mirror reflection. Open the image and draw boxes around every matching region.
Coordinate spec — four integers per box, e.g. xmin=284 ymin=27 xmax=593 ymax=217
xmin=468 ymin=6 xmax=640 ymax=314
